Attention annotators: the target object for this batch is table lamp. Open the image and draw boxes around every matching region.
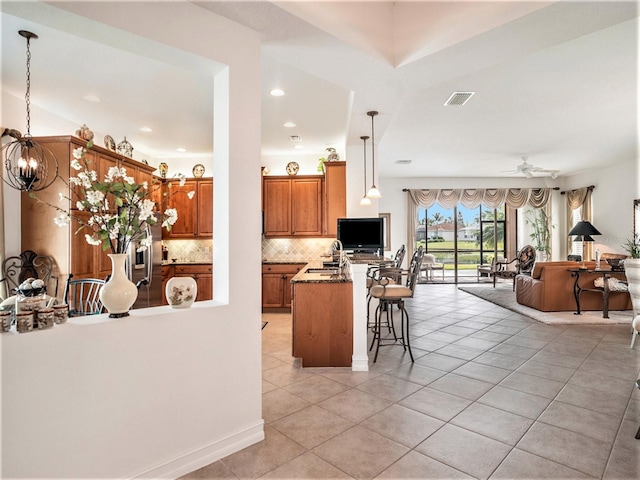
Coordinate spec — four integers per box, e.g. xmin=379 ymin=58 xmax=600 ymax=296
xmin=568 ymin=221 xmax=601 ymax=268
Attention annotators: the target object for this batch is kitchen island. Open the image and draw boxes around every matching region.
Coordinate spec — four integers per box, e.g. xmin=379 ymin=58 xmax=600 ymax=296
xmin=290 ymin=263 xmax=353 ymax=367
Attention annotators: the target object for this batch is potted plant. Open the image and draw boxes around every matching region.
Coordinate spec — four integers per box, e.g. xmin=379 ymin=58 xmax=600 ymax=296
xmin=524 ymin=209 xmax=554 ymax=261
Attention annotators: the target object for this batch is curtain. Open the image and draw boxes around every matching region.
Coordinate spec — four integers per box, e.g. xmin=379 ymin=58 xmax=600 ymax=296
xmin=406 ymin=187 xmax=553 ymax=262
xmin=582 ymin=189 xmax=594 ymax=261
xmin=565 ymin=187 xmax=590 ymax=259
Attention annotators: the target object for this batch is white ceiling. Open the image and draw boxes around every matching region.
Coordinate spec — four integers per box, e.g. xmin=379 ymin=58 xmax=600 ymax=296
xmin=1 ymin=1 xmax=638 ymax=178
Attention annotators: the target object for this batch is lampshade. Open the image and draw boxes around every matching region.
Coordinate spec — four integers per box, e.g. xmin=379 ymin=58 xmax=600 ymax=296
xmin=568 ymin=221 xmax=601 ymax=241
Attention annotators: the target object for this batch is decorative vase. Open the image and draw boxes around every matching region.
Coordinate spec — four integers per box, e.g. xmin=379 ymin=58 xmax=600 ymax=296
xmin=100 ymin=253 xmax=138 ymax=318
xmin=624 ymin=259 xmax=640 ymax=317
xmin=165 ymin=276 xmax=197 ymax=309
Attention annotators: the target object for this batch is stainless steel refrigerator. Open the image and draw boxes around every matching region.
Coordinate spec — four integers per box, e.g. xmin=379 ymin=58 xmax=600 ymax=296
xmin=128 ymin=223 xmax=164 ymax=308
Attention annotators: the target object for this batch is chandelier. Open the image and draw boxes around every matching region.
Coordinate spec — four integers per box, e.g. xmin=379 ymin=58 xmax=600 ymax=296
xmin=2 ymin=30 xmax=58 ymax=192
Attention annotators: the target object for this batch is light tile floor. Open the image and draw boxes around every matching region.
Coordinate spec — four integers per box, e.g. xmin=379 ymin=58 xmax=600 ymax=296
xmin=181 ymin=284 xmax=640 ymax=479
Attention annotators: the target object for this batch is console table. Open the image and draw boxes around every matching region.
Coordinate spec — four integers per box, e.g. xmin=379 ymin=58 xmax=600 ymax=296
xmin=569 ymin=268 xmax=627 ymax=318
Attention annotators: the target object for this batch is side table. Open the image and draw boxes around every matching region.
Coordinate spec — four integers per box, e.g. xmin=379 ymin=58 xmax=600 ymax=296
xmin=568 ymin=268 xmax=624 ymax=319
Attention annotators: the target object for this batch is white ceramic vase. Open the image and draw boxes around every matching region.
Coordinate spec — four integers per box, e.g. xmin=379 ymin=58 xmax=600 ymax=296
xmin=624 ymin=259 xmax=640 ymax=317
xmin=100 ymin=253 xmax=138 ymax=318
xmin=165 ymin=276 xmax=197 ymax=309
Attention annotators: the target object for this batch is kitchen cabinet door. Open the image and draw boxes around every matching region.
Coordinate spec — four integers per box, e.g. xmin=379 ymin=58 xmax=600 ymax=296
xmin=262 ymin=273 xmax=284 ymax=308
xmin=263 ymin=178 xmax=291 ymax=236
xmin=195 ymin=274 xmax=213 ymax=301
xmin=165 ymin=180 xmax=198 ymax=237
xmin=261 ymin=264 xmax=305 ymax=310
xmin=197 ymin=179 xmax=214 ymax=238
xmin=291 ymin=178 xmax=323 ymax=236
xmin=324 ymin=161 xmax=346 ymax=236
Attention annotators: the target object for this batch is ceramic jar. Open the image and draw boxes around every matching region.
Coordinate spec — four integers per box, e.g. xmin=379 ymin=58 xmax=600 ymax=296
xmin=16 ymin=311 xmax=34 ymax=333
xmin=16 ymin=291 xmax=47 ymax=313
xmin=36 ymin=308 xmax=54 ymax=329
xmin=0 ymin=311 xmax=12 ymax=332
xmin=165 ymin=276 xmax=197 ymax=309
xmin=53 ymin=304 xmax=68 ymax=324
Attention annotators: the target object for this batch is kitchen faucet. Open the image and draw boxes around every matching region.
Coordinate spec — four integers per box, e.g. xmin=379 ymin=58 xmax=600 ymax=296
xmin=332 ymin=239 xmax=347 ymax=275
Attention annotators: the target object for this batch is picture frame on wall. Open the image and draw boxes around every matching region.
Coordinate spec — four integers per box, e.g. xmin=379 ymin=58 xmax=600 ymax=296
xmin=379 ymin=212 xmax=391 ymax=251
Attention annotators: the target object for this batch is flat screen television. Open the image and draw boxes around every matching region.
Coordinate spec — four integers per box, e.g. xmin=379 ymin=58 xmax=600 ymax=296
xmin=337 ymin=217 xmax=384 ymax=253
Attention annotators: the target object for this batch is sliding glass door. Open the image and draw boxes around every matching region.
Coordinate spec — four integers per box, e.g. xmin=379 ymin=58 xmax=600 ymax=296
xmin=417 ymin=204 xmax=506 ymax=283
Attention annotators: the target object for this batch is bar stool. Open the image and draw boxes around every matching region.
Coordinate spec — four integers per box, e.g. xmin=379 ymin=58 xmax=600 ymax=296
xmin=369 ymin=247 xmax=423 ymax=363
xmin=366 ymin=245 xmax=405 ymax=328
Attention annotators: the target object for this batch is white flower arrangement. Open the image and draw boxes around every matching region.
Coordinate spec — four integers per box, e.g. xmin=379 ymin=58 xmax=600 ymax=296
xmin=31 ymin=141 xmax=192 ymax=254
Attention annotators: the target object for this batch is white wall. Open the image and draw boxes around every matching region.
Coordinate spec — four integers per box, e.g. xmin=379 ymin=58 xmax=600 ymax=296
xmin=1 ymin=3 xmax=263 ymax=479
xmin=563 ymin=155 xmax=638 ymax=256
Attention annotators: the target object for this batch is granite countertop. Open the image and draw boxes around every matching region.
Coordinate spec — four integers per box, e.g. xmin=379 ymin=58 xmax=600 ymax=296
xmin=290 ymin=261 xmax=352 ymax=284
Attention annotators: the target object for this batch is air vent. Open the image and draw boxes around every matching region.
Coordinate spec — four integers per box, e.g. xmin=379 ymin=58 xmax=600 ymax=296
xmin=444 ymin=91 xmax=475 ymax=106
xmin=395 ymin=160 xmax=412 ymax=165
xmin=289 ymin=135 xmax=302 ymax=142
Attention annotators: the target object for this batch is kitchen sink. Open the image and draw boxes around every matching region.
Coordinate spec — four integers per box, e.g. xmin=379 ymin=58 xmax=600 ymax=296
xmin=306 ymin=268 xmax=340 ymax=275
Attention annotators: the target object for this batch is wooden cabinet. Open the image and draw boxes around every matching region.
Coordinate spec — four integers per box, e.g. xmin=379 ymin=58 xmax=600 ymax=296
xmin=163 ymin=178 xmax=213 ymax=239
xmin=262 ymin=163 xmax=345 ymax=238
xmin=162 ymin=264 xmax=213 ymax=304
xmin=20 ymin=136 xmax=156 ymax=286
xmin=324 ymin=161 xmax=346 ymax=236
xmin=292 ymin=280 xmax=353 ymax=367
xmin=197 ymin=180 xmax=214 ymax=237
xmin=165 ymin=180 xmax=197 ymax=238
xmin=262 ymin=263 xmax=305 ymax=310
xmin=263 ymin=176 xmax=323 ymax=237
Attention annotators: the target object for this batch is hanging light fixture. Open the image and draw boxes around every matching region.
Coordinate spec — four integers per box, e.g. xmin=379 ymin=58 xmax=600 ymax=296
xmin=366 ymin=110 xmax=382 ymax=199
xmin=2 ymin=30 xmax=58 ymax=192
xmin=359 ymin=135 xmax=371 ymax=206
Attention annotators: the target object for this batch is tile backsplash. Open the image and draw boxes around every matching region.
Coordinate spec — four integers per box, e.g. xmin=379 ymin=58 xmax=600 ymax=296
xmin=262 ymin=238 xmax=337 ymax=262
xmin=164 ymin=239 xmax=213 ymax=263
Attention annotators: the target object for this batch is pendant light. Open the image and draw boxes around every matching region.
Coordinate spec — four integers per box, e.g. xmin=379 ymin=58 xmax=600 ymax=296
xmin=2 ymin=31 xmax=58 ymax=192
xmin=359 ymin=135 xmax=371 ymax=206
xmin=366 ymin=110 xmax=382 ymax=199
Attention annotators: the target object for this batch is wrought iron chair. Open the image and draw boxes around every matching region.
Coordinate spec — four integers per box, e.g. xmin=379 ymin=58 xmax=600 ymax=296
xmin=369 ymin=247 xmax=424 ymax=363
xmin=0 ymin=250 xmax=58 ymax=301
xmin=63 ymin=274 xmax=106 ymax=317
xmin=491 ymin=245 xmax=536 ymax=291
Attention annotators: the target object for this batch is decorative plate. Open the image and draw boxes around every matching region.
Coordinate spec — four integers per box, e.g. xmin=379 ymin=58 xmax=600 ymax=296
xmin=192 ymin=163 xmax=205 ymax=178
xmin=286 ymin=161 xmax=299 ymax=176
xmin=104 ymin=135 xmax=116 ymax=151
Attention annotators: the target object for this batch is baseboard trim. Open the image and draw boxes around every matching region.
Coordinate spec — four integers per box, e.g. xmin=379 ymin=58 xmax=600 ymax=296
xmin=132 ymin=420 xmax=265 ymax=479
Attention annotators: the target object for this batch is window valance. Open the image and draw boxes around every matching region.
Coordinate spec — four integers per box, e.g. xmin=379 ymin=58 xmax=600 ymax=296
xmin=406 ymin=188 xmax=551 ymax=210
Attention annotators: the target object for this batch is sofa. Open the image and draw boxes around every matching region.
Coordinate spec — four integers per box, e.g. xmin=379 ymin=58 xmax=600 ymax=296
xmin=515 ymin=261 xmax=633 ymax=312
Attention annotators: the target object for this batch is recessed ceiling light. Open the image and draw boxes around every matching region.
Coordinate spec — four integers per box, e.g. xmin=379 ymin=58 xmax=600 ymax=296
xmin=395 ymin=159 xmax=412 ymax=164
xmin=294 ymin=145 xmax=304 ymax=150
xmin=140 ymin=127 xmax=153 ymax=132
xmin=83 ymin=95 xmax=101 ymax=102
xmin=283 ymin=122 xmax=296 ymax=128
xmin=176 ymin=148 xmax=187 ymax=152
xmin=270 ymin=89 xmax=285 ymax=97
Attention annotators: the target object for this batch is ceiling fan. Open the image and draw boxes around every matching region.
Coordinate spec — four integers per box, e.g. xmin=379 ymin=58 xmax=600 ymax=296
xmin=502 ymin=156 xmax=559 ymax=179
